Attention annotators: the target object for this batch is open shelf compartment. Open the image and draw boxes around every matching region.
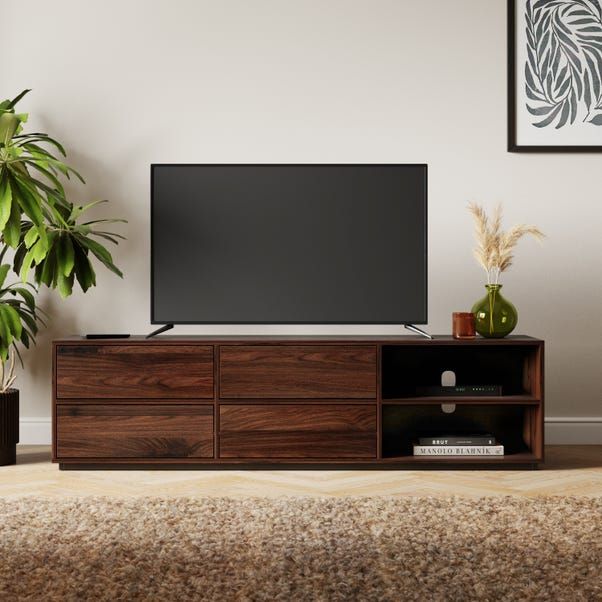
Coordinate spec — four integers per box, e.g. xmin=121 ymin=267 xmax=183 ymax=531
xmin=381 ymin=403 xmax=542 ymax=461
xmin=381 ymin=343 xmax=542 ymax=401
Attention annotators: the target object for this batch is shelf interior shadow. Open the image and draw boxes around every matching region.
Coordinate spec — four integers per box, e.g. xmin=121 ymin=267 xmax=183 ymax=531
xmin=382 ymin=404 xmax=534 ymax=458
xmin=382 ymin=345 xmax=537 ymax=398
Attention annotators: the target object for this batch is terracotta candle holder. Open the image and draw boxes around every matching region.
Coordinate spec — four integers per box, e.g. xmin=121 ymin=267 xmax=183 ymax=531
xmin=452 ymin=312 xmax=476 ymax=339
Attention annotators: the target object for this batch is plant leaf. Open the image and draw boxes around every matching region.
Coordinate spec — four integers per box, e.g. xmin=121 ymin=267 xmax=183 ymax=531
xmin=73 ymin=244 xmax=96 ymax=292
xmin=12 ymin=244 xmax=27 ymax=275
xmin=0 ymin=264 xmax=9 ymax=288
xmin=37 ymin=244 xmax=56 ymax=287
xmin=19 ymin=247 xmax=37 ymax=283
xmin=25 ymin=160 xmax=66 ymax=198
xmin=68 ymin=200 xmax=108 ymax=222
xmin=0 ymin=175 xmax=12 ymax=232
xmin=56 ymin=270 xmax=74 ymax=298
xmin=0 ymin=305 xmax=22 ymax=339
xmin=19 ymin=311 xmax=40 ymax=337
xmin=57 ymin=234 xmax=75 ymax=277
xmin=91 ymin=233 xmax=121 ymax=245
xmin=12 ymin=133 xmax=67 ymax=157
xmin=24 ymin=226 xmax=40 ymax=249
xmin=7 ymin=90 xmax=31 ymax=109
xmin=74 ymin=235 xmax=123 ymax=278
xmin=0 ymin=113 xmax=21 ymax=145
xmin=11 ymin=287 xmax=35 ymax=312
xmin=3 ymin=190 xmax=22 ymax=248
xmin=0 ymin=310 xmax=12 ymax=360
xmin=11 ymin=178 xmax=44 ymax=227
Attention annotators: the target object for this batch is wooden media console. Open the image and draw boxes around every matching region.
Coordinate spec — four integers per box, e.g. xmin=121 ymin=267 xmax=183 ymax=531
xmin=52 ymin=335 xmax=544 ymax=469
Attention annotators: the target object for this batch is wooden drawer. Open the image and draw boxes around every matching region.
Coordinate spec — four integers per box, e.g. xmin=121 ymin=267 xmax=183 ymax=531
xmin=219 ymin=404 xmax=376 ymax=458
xmin=56 ymin=345 xmax=214 ymax=399
xmin=219 ymin=345 xmax=377 ymax=399
xmin=57 ymin=404 xmax=214 ymax=458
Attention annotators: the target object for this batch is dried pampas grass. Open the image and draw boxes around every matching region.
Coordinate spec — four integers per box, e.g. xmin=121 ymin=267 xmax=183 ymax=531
xmin=468 ymin=203 xmax=544 ymax=285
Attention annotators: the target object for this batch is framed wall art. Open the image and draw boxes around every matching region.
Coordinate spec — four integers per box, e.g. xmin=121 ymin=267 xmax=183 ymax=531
xmin=508 ymin=0 xmax=602 ymax=152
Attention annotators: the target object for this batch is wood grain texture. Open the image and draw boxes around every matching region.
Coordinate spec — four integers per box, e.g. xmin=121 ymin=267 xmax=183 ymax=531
xmin=219 ymin=432 xmax=376 ymax=458
xmin=220 ymin=405 xmax=376 ymax=432
xmin=57 ymin=405 xmax=213 ymax=459
xmin=219 ymin=405 xmax=377 ymax=459
xmin=219 ymin=345 xmax=377 ymax=399
xmin=56 ymin=345 xmax=214 ymax=399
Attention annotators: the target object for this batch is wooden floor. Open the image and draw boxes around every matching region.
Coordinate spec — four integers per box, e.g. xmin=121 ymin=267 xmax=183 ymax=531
xmin=0 ymin=446 xmax=600 ymax=498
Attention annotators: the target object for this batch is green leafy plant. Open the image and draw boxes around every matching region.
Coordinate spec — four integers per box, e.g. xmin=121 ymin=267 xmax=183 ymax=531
xmin=0 ymin=89 xmax=125 ymax=372
xmin=0 ymin=263 xmax=44 ymax=367
xmin=13 ymin=200 xmax=125 ymax=298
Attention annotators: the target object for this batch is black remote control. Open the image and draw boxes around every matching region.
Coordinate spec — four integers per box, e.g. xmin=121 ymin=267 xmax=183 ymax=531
xmin=85 ymin=334 xmax=131 ymax=339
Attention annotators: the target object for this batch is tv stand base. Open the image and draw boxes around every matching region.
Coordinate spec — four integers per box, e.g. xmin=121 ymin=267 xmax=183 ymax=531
xmin=146 ymin=323 xmax=174 ymax=338
xmin=404 ymin=324 xmax=433 ymax=339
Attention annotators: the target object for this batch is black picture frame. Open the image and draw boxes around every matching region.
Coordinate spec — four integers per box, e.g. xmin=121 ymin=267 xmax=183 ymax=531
xmin=508 ymin=0 xmax=602 ymax=153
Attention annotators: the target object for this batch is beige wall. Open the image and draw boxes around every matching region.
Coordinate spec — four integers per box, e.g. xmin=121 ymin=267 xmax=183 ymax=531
xmin=2 ymin=0 xmax=600 ymax=425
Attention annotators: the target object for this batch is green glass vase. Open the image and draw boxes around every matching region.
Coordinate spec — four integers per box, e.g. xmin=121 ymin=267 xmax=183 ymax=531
xmin=471 ymin=284 xmax=517 ymax=338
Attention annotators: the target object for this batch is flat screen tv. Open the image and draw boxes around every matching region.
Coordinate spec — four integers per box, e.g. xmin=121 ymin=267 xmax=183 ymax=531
xmin=151 ymin=164 xmax=427 ymax=325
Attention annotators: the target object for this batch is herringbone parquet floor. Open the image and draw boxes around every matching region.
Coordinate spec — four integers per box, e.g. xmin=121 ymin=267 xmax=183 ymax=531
xmin=0 ymin=446 xmax=600 ymax=498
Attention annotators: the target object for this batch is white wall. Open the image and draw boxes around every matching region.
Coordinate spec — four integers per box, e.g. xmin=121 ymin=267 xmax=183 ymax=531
xmin=3 ymin=0 xmax=601 ymax=440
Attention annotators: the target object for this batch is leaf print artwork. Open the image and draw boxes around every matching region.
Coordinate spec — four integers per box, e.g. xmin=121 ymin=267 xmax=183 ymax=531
xmin=525 ymin=0 xmax=602 ymax=128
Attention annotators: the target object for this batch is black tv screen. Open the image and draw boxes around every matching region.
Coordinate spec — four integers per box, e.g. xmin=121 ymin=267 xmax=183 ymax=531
xmin=151 ymin=164 xmax=427 ymax=324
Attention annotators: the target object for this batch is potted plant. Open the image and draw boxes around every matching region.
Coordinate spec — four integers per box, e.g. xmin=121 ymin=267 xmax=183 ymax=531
xmin=0 ymin=351 xmax=18 ymax=465
xmin=468 ymin=203 xmax=543 ymax=338
xmin=0 ymin=89 xmax=125 ymax=465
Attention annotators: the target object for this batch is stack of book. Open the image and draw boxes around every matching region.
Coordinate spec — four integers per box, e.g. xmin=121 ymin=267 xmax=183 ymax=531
xmin=413 ymin=434 xmax=504 ymax=456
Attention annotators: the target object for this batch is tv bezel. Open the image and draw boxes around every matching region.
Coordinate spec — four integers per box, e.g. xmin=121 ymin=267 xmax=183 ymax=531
xmin=150 ymin=163 xmax=428 ymax=326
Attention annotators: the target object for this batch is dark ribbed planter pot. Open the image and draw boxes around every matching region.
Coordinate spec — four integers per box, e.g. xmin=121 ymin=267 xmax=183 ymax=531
xmin=0 ymin=389 xmax=19 ymax=466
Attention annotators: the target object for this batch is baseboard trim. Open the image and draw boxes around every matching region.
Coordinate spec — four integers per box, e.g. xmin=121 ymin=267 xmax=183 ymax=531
xmin=20 ymin=418 xmax=52 ymax=445
xmin=545 ymin=417 xmax=602 ymax=444
xmin=17 ymin=417 xmax=602 ymax=446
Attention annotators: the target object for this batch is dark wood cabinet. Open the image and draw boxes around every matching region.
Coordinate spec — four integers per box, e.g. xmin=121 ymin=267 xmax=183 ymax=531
xmin=52 ymin=336 xmax=544 ymax=469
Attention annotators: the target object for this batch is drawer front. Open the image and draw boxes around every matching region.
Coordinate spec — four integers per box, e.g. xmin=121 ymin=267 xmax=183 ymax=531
xmin=220 ymin=404 xmax=376 ymax=432
xmin=57 ymin=404 xmax=214 ymax=458
xmin=219 ymin=345 xmax=377 ymax=399
xmin=56 ymin=345 xmax=214 ymax=399
xmin=219 ymin=404 xmax=376 ymax=458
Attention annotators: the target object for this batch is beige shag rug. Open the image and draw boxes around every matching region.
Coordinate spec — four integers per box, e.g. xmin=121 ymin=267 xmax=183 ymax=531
xmin=0 ymin=497 xmax=600 ymax=601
